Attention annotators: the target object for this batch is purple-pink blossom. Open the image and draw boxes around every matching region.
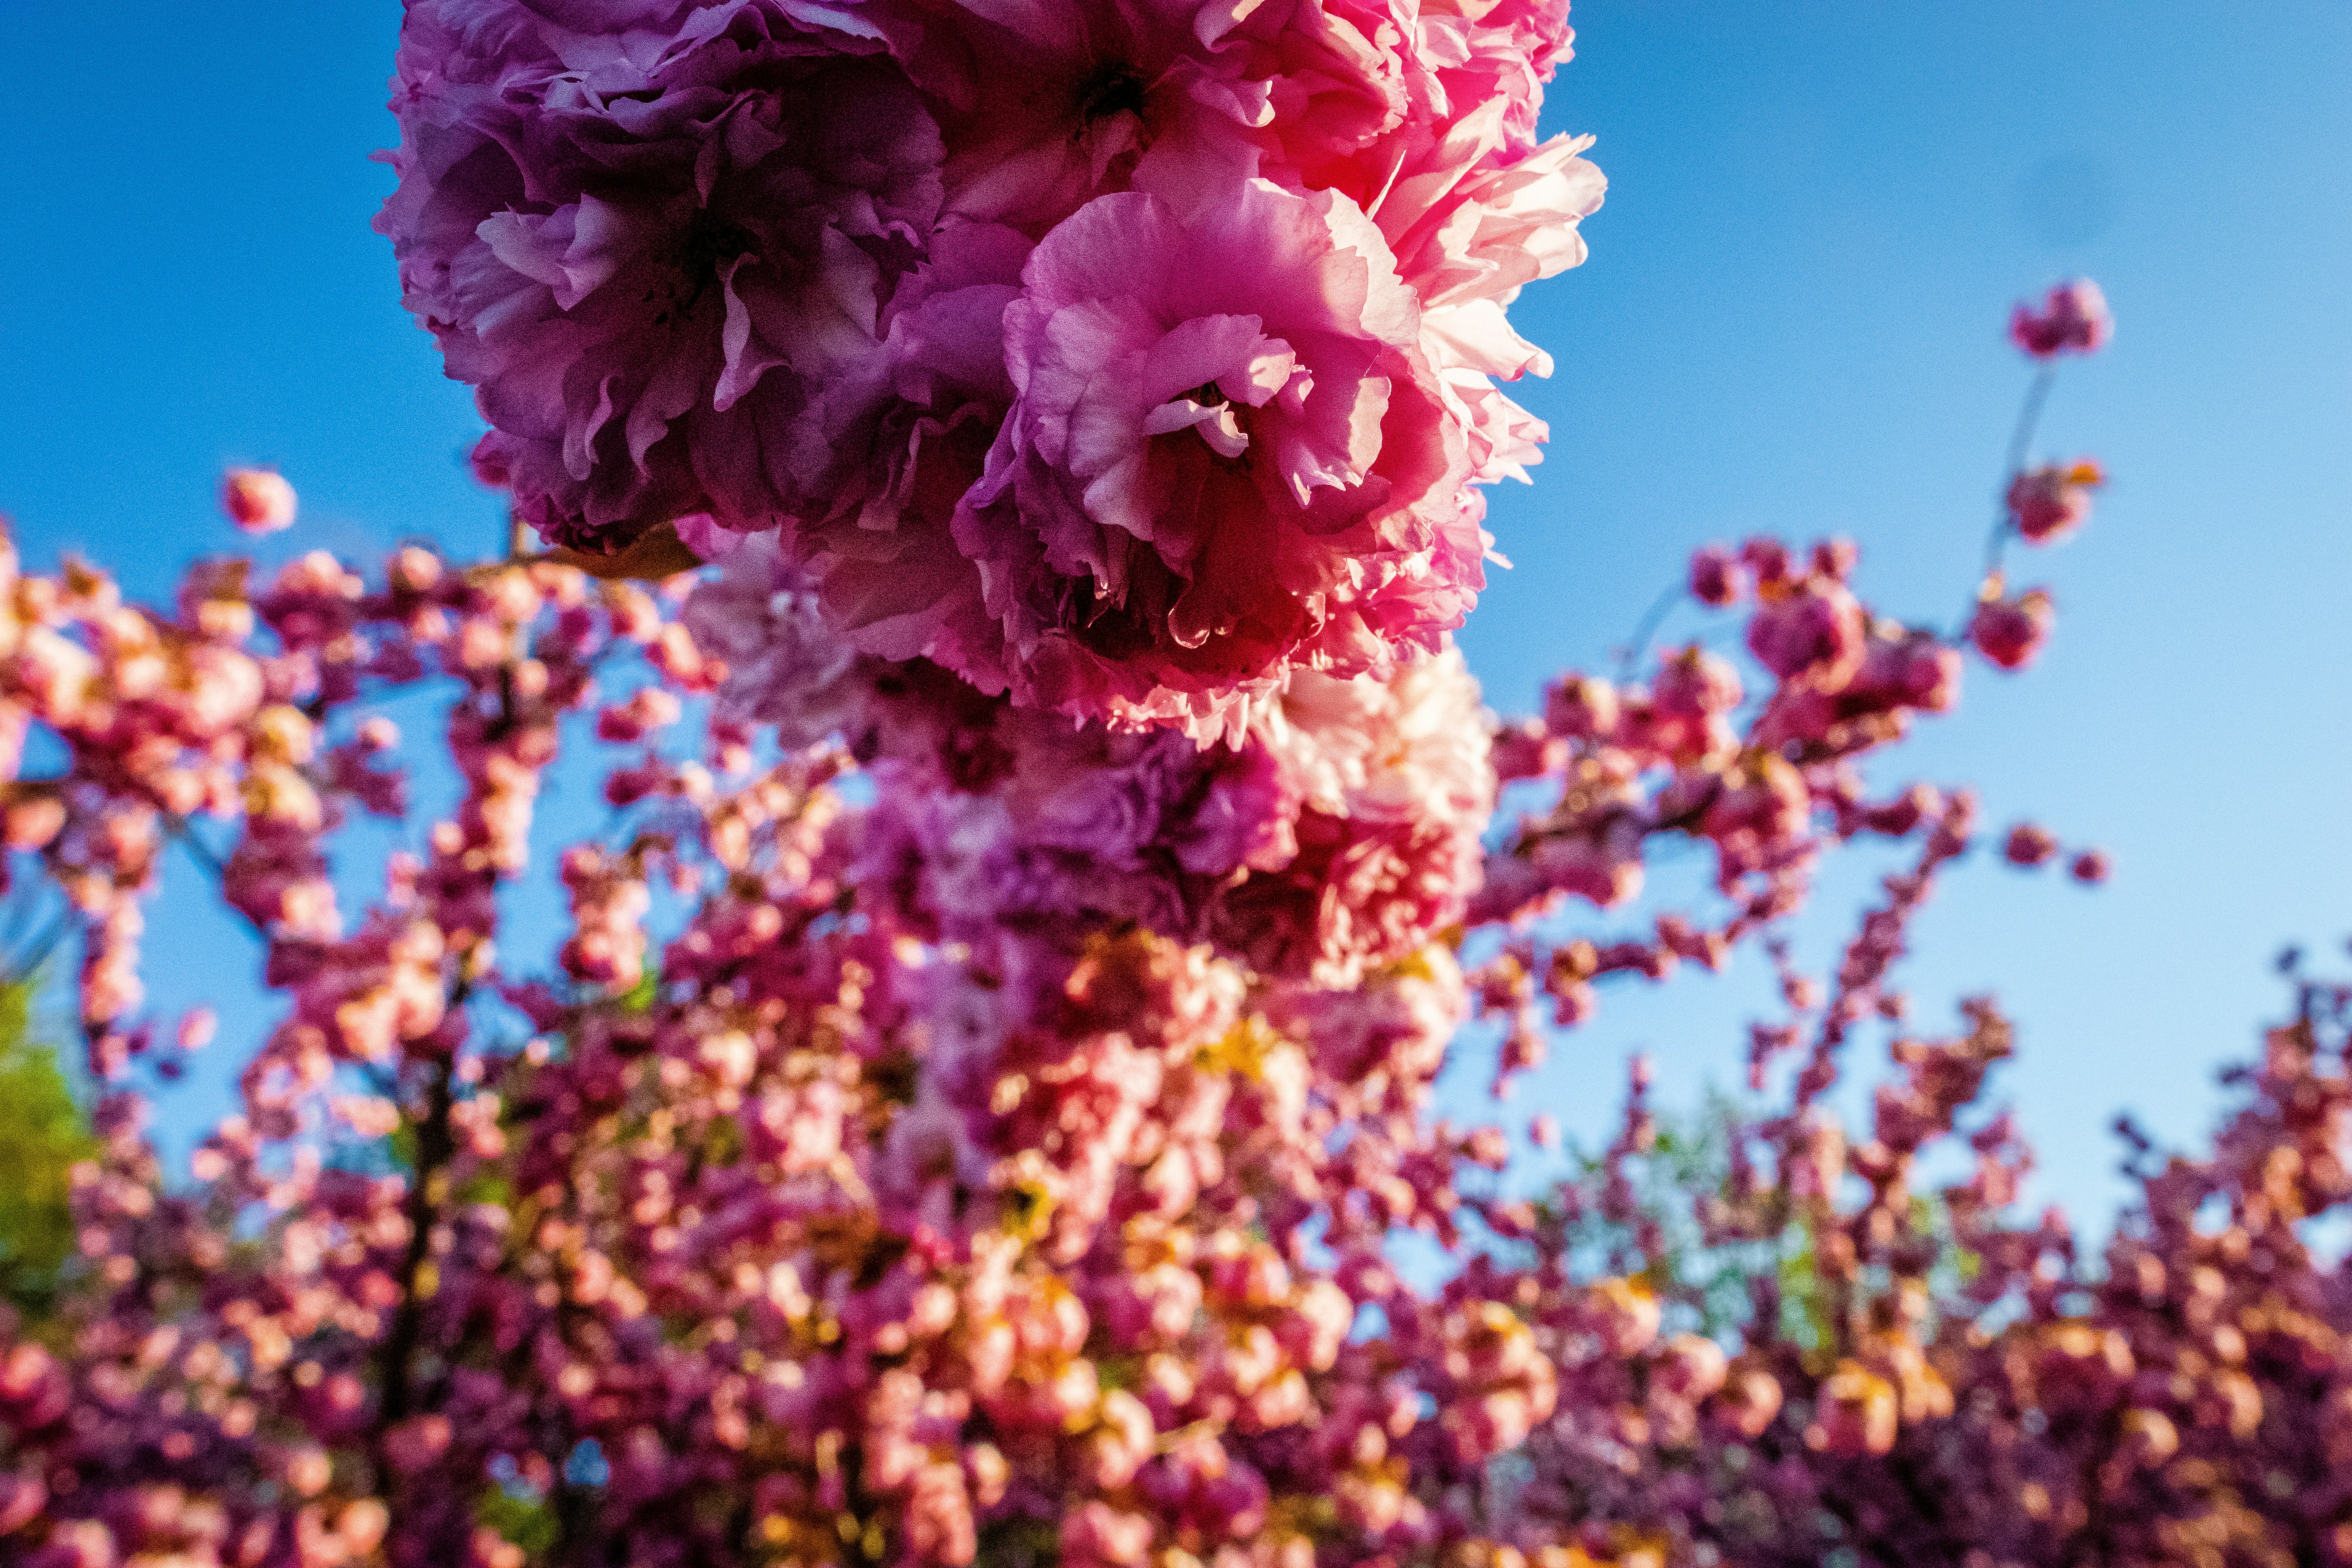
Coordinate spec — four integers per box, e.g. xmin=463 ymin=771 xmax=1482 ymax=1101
xmin=2010 ymin=278 xmax=2114 ymax=359
xmin=379 ymin=0 xmax=1602 ymax=735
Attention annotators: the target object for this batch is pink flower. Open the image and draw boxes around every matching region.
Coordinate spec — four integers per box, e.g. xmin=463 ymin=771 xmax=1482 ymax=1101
xmin=1688 ymin=544 xmax=1747 ymax=607
xmin=949 ymin=181 xmax=1477 ymax=737
xmin=383 ymin=0 xmax=1600 ymax=733
xmin=838 ymin=639 xmax=1491 ymax=985
xmin=2069 ymin=848 xmax=2110 ymax=884
xmin=929 ymin=0 xmax=1413 ymax=235
xmin=2002 ymin=822 xmax=2060 ymax=868
xmin=1806 ymin=1362 xmax=1899 ymax=1456
xmin=380 ymin=12 xmax=945 ymax=554
xmin=2008 ymin=459 xmax=2105 ymax=544
xmin=1968 ymin=587 xmax=2054 ymax=671
xmin=1062 ymin=1502 xmax=1156 ymax=1568
xmin=1542 ymin=673 xmax=1619 ymax=742
xmin=679 ymin=535 xmax=869 ymax=748
xmin=2010 ymin=278 xmax=2113 ymax=359
xmin=221 ymin=469 xmax=296 ymax=534
xmin=1220 ymin=646 xmax=1495 ymax=983
xmin=1747 ymin=577 xmax=1867 ymax=687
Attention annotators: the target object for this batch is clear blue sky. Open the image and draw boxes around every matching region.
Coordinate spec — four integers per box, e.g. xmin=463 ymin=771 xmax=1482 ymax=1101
xmin=0 ymin=1 xmax=2347 ymax=1224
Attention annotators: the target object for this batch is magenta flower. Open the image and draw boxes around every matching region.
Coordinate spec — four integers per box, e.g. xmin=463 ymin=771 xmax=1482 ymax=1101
xmin=220 ymin=468 xmax=297 ymax=534
xmin=2002 ymin=820 xmax=2060 ymax=867
xmin=1968 ymin=586 xmax=2055 ymax=671
xmin=2010 ymin=278 xmax=2113 ymax=359
xmin=380 ymin=9 xmax=945 ymax=554
xmin=1747 ymin=576 xmax=1867 ymax=686
xmin=2007 ymin=458 xmax=2105 ymax=544
xmin=948 ymin=181 xmax=1477 ymax=736
xmin=381 ymin=0 xmax=1601 ymax=733
xmin=1687 ymin=543 xmax=1748 ymax=607
xmin=927 ymin=0 xmax=1410 ymax=235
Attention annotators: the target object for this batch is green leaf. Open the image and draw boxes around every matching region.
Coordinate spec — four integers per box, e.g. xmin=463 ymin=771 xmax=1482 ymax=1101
xmin=0 ymin=980 xmax=96 ymax=1317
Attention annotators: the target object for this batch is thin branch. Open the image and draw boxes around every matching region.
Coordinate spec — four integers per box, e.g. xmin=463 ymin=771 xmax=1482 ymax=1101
xmin=1959 ymin=363 xmax=2060 ymax=632
xmin=1613 ymin=579 xmax=1688 ymax=684
xmin=4 ymin=901 xmax=77 ymax=985
xmin=375 ymin=1055 xmax=457 ymax=1441
xmin=167 ymin=816 xmax=228 ymax=880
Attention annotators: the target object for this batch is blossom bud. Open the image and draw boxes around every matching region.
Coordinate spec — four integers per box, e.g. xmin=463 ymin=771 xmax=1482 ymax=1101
xmin=2011 ymin=278 xmax=2113 ymax=359
xmin=1650 ymin=647 xmax=1742 ymax=719
xmin=1968 ymin=588 xmax=2053 ymax=671
xmin=176 ymin=1006 xmax=217 ymax=1051
xmin=2008 ymin=460 xmax=2105 ymax=544
xmin=1809 ymin=537 xmax=1860 ymax=580
xmin=1747 ymin=579 xmax=1866 ymax=687
xmin=1688 ymin=545 xmax=1748 ymax=607
xmin=2069 ymin=848 xmax=2111 ymax=884
xmin=2003 ymin=822 xmax=2060 ymax=868
xmin=1542 ymin=674 xmax=1619 ymax=742
xmin=221 ymin=468 xmax=298 ymax=534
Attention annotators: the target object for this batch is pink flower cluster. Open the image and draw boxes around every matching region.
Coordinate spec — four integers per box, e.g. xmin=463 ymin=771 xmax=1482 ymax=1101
xmin=0 ymin=192 xmax=2151 ymax=1568
xmin=0 ymin=530 xmax=1498 ymax=1568
xmin=686 ymin=535 xmax=1495 ymax=987
xmin=1481 ymin=957 xmax=2352 ymax=1568
xmin=379 ymin=0 xmax=1604 ymax=737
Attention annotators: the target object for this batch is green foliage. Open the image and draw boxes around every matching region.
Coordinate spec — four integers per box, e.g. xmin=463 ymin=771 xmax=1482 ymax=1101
xmin=0 ymin=979 xmax=94 ymax=1316
xmin=1538 ymin=1090 xmax=1832 ymax=1345
xmin=476 ymin=1487 xmax=561 ymax=1557
xmin=618 ymin=970 xmax=659 ymax=1014
xmin=1534 ymin=1093 xmax=1975 ymax=1356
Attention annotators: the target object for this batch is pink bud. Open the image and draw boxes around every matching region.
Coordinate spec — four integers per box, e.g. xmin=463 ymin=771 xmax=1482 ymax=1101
xmin=1747 ymin=579 xmax=1867 ymax=687
xmin=1490 ymin=718 xmax=1565 ymax=783
xmin=2008 ymin=460 xmax=2105 ymax=544
xmin=176 ymin=1006 xmax=217 ymax=1051
xmin=1809 ymin=537 xmax=1860 ymax=580
xmin=2003 ymin=822 xmax=2061 ymax=868
xmin=221 ymin=468 xmax=298 ymax=534
xmin=1542 ymin=674 xmax=1619 ymax=742
xmin=2010 ymin=279 xmax=2113 ymax=359
xmin=1968 ymin=588 xmax=2054 ymax=671
xmin=1739 ymin=536 xmax=1795 ymax=590
xmin=2070 ymin=848 xmax=2111 ymax=885
xmin=1688 ymin=544 xmax=1748 ymax=607
xmin=1650 ymin=646 xmax=1742 ymax=719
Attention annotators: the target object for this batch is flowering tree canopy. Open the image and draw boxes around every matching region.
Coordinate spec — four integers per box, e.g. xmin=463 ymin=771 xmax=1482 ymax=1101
xmin=5 ymin=3 xmax=2338 ymax=1568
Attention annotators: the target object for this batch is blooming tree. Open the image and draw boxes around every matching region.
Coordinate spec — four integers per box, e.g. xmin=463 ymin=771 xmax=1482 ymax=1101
xmin=3 ymin=2 xmax=2336 ymax=1566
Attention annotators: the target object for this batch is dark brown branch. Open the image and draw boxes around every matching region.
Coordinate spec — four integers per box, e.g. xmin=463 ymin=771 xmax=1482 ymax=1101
xmin=376 ymin=1056 xmax=457 ymax=1437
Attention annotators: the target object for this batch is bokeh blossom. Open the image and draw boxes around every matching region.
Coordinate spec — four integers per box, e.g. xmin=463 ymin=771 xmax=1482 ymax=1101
xmin=220 ymin=468 xmax=297 ymax=533
xmin=2011 ymin=277 xmax=2114 ymax=359
xmin=2008 ymin=458 xmax=2105 ymax=545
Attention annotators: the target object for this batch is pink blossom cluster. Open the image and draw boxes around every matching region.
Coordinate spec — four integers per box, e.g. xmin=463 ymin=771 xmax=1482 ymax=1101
xmin=0 ymin=530 xmax=1499 ymax=1568
xmin=685 ymin=535 xmax=1495 ymax=987
xmin=378 ymin=0 xmax=1605 ymax=738
xmin=0 ymin=260 xmax=2156 ymax=1568
xmin=1469 ymin=953 xmax=2352 ymax=1568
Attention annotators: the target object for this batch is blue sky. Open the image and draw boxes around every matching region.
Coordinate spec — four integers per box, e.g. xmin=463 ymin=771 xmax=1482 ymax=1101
xmin=0 ymin=1 xmax=2347 ymax=1225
